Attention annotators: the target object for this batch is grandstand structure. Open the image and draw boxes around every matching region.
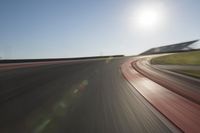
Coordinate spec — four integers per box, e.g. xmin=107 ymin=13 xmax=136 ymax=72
xmin=141 ymin=40 xmax=199 ymax=55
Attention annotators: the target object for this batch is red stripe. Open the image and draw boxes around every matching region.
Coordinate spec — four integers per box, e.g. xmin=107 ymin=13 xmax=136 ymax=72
xmin=121 ymin=58 xmax=200 ymax=133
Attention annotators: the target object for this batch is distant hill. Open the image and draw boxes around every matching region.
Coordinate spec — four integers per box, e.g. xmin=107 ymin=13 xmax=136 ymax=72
xmin=141 ymin=40 xmax=199 ymax=55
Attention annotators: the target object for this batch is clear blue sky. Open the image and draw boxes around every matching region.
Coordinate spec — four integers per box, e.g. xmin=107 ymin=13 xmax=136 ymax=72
xmin=0 ymin=0 xmax=200 ymax=59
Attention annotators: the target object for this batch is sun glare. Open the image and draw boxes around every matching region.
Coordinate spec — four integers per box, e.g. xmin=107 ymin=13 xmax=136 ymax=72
xmin=131 ymin=3 xmax=165 ymax=31
xmin=137 ymin=8 xmax=160 ymax=28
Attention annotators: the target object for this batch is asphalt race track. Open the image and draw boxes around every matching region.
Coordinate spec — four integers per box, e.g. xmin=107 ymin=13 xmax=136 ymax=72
xmin=0 ymin=57 xmax=176 ymax=133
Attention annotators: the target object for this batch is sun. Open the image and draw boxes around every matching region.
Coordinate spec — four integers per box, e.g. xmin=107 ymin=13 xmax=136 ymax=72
xmin=137 ymin=8 xmax=160 ymax=28
xmin=132 ymin=4 xmax=164 ymax=30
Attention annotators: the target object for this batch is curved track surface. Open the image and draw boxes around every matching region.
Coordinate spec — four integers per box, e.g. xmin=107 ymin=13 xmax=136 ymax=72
xmin=122 ymin=57 xmax=200 ymax=133
xmin=0 ymin=58 xmax=174 ymax=133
